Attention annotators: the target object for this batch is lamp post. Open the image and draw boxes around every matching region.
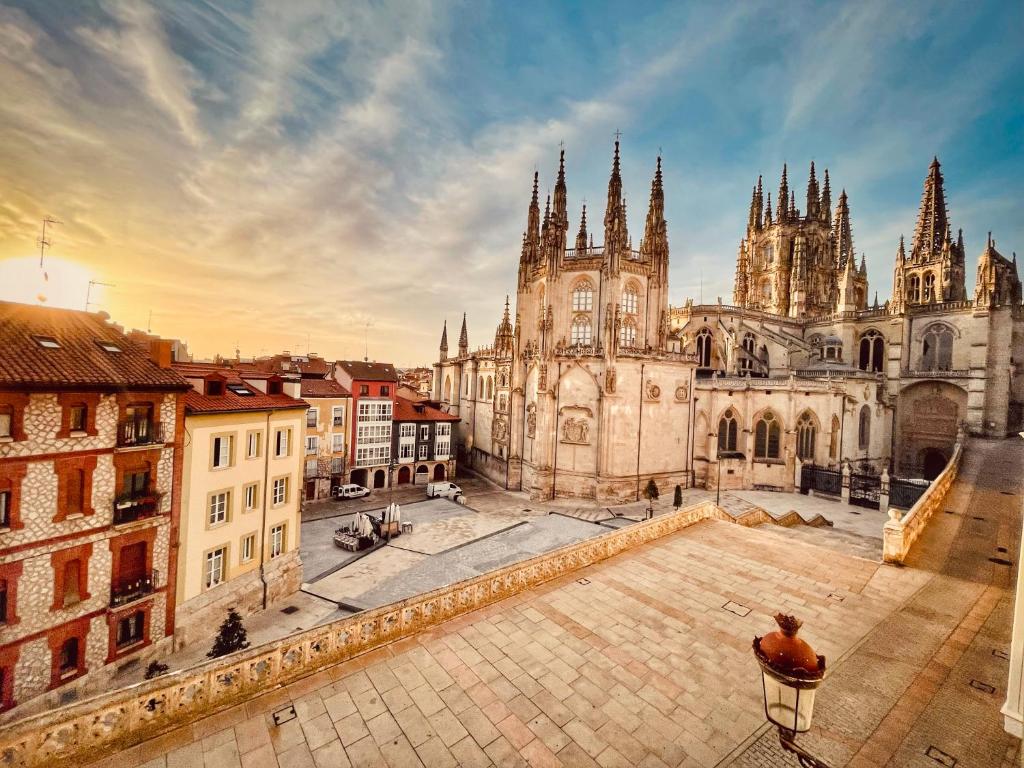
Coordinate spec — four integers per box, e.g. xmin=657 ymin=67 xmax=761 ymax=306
xmin=716 ymin=444 xmax=723 ymax=506
xmin=752 ymin=614 xmax=832 ymax=768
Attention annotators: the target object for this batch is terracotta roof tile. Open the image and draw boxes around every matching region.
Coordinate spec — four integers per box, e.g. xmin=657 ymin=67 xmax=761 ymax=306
xmin=173 ymin=363 xmax=307 ymax=414
xmin=0 ymin=301 xmax=189 ymax=391
xmin=301 ymin=379 xmax=351 ymax=398
xmin=393 ymin=396 xmax=459 ymax=423
xmin=335 ymin=360 xmax=398 ymax=382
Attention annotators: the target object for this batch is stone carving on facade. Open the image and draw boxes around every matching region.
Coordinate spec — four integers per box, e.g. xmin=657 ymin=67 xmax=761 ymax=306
xmin=605 ymin=367 xmax=616 ymax=393
xmin=492 ymin=416 xmax=508 ymax=443
xmin=538 ymin=364 xmax=547 ymax=391
xmin=674 ymin=383 xmax=689 ymax=402
xmin=561 ymin=416 xmax=590 ymax=445
xmin=526 ymin=405 xmax=536 ymax=438
xmin=645 ymin=379 xmax=661 ymax=400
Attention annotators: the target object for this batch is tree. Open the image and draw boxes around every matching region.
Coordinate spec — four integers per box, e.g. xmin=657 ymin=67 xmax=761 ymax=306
xmin=207 ymin=608 xmax=250 ymax=659
xmin=144 ymin=660 xmax=169 ymax=679
xmin=673 ymin=484 xmax=682 ymax=509
xmin=643 ymin=478 xmax=659 ymax=503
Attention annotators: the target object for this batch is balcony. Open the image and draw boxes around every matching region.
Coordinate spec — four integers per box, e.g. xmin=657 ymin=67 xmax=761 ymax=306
xmin=110 ymin=572 xmax=156 ymax=608
xmin=116 ymin=419 xmax=164 ymax=448
xmin=112 ymin=490 xmax=163 ymax=525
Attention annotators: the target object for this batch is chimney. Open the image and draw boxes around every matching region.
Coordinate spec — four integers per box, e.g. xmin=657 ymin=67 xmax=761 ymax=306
xmin=149 ymin=339 xmax=173 ymax=369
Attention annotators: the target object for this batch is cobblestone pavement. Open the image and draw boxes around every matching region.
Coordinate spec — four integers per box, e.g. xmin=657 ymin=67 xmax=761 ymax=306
xmin=728 ymin=437 xmax=1022 ymax=768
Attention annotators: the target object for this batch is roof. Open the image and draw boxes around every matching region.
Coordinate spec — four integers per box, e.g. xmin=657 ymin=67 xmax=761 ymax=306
xmin=301 ymin=378 xmax=351 ymax=398
xmin=252 ymin=353 xmax=331 ymax=378
xmin=335 ymin=360 xmax=398 ymax=382
xmin=393 ymin=396 xmax=460 ymax=423
xmin=173 ymin=363 xmax=307 ymax=415
xmin=0 ymin=301 xmax=189 ymax=391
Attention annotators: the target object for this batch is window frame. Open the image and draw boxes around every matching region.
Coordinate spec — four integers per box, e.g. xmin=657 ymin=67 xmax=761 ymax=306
xmin=753 ymin=411 xmax=782 ymax=460
xmin=204 ymin=546 xmax=227 ymax=590
xmin=208 ymin=490 xmax=230 ymax=527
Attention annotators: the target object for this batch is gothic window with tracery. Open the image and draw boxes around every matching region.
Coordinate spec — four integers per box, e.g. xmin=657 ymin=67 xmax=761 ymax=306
xmin=754 ymin=411 xmax=781 ymax=460
xmin=858 ymin=405 xmax=871 ymax=450
xmin=622 ymin=286 xmax=639 ymax=315
xmin=796 ymin=411 xmax=816 ymax=461
xmin=619 ymin=319 xmax=637 ymax=349
xmin=696 ymin=328 xmax=712 ymax=368
xmin=858 ymin=330 xmax=885 ymax=372
xmin=921 ymin=324 xmax=954 ymax=371
xmin=740 ymin=332 xmax=756 ymax=372
xmin=923 ymin=272 xmax=936 ymax=302
xmin=571 ymin=281 xmax=593 ymax=312
xmin=717 ymin=409 xmax=738 ymax=453
xmin=907 ymin=275 xmax=920 ymax=303
xmin=829 ymin=415 xmax=840 ymax=460
xmin=486 ymin=377 xmax=493 ymax=400
xmin=570 ymin=316 xmax=592 ymax=346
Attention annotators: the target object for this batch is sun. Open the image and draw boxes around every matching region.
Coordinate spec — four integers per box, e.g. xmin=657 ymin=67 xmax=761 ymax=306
xmin=0 ymin=255 xmax=96 ymax=310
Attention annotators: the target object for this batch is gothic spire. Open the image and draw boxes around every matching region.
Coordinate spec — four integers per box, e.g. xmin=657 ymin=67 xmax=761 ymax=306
xmin=896 ymin=235 xmax=906 ymax=264
xmin=494 ymin=296 xmax=514 ymax=357
xmin=458 ymin=313 xmax=468 ymax=357
xmin=641 ymin=155 xmax=669 ymax=274
xmin=911 ymin=156 xmax=950 ymax=262
xmin=820 ymin=169 xmax=832 ymax=223
xmin=789 ymin=190 xmax=796 ymax=218
xmin=576 ymin=204 xmax=588 ymax=252
xmin=552 ymin=149 xmax=568 ymax=236
xmin=520 ymin=171 xmax=541 ymax=273
xmin=541 ymin=193 xmax=551 ymax=242
xmin=748 ymin=182 xmax=759 ymax=232
xmin=776 ymin=163 xmax=789 ymax=222
xmin=859 ymin=252 xmax=867 ymax=276
xmin=805 ymin=161 xmax=819 ymax=220
xmin=764 ymin=192 xmax=773 ymax=226
xmin=439 ymin=319 xmax=448 ymax=361
xmin=833 ymin=189 xmax=854 ymax=269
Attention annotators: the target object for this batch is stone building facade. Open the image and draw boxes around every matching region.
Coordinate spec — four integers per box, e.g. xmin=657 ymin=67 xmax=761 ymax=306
xmin=434 ymin=147 xmax=1022 ymax=501
xmin=171 ymin=364 xmax=306 ymax=650
xmin=299 ymin=378 xmax=351 ymax=501
xmin=391 ymin=395 xmax=459 ymax=485
xmin=0 ymin=302 xmax=188 ymax=719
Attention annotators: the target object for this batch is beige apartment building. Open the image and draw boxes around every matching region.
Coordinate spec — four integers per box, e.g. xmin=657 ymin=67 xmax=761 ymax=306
xmin=300 ymin=378 xmax=351 ymax=501
xmin=173 ymin=364 xmax=306 ymax=648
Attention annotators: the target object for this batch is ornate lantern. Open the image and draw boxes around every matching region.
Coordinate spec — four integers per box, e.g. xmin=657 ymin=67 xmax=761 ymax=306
xmin=752 ymin=613 xmax=832 ymax=767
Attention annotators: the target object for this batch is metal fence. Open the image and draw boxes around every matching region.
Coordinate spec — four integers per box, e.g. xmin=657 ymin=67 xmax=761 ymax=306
xmin=799 ymin=465 xmax=842 ymax=496
xmin=890 ymin=477 xmax=930 ymax=509
xmin=849 ymin=472 xmax=881 ymax=509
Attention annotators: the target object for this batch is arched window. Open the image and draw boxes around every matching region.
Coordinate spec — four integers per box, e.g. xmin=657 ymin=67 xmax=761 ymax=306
xmin=619 ymin=319 xmax=637 ymax=349
xmin=921 ymin=324 xmax=954 ymax=371
xmin=907 ymin=275 xmax=920 ymax=303
xmin=796 ymin=411 xmax=816 ymax=461
xmin=858 ymin=405 xmax=871 ymax=450
xmin=478 ymin=376 xmax=484 ymax=398
xmin=754 ymin=411 xmax=781 ymax=459
xmin=696 ymin=328 xmax=713 ymax=368
xmin=760 ymin=344 xmax=769 ymax=371
xmin=464 ymin=374 xmax=469 ymax=396
xmin=622 ymin=286 xmax=639 ymax=315
xmin=717 ymin=409 xmax=738 ymax=453
xmin=740 ymin=333 xmax=756 ymax=371
xmin=923 ymin=272 xmax=936 ymax=302
xmin=829 ymin=415 xmax=840 ymax=460
xmin=571 ymin=281 xmax=593 ymax=312
xmin=761 ymin=280 xmax=771 ymax=300
xmin=443 ymin=376 xmax=452 ymax=402
xmin=765 ymin=244 xmax=774 ymax=264
xmin=858 ymin=330 xmax=884 ymax=372
xmin=486 ymin=376 xmax=493 ymax=400
xmin=570 ymin=316 xmax=592 ymax=346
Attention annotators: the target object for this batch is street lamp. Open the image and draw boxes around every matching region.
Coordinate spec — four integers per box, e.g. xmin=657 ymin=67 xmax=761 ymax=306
xmin=716 ymin=444 xmax=722 ymax=506
xmin=752 ymin=614 xmax=831 ymax=767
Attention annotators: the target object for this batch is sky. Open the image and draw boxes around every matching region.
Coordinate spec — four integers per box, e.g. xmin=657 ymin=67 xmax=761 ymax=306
xmin=0 ymin=1 xmax=1021 ymax=366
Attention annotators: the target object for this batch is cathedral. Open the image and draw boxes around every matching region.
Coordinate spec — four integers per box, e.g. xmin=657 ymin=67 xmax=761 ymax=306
xmin=433 ymin=144 xmax=1023 ymax=502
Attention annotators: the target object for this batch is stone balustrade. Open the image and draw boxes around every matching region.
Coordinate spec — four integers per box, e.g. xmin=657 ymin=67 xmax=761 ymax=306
xmin=0 ymin=499 xmax=746 ymax=768
xmin=882 ymin=431 xmax=964 ymax=564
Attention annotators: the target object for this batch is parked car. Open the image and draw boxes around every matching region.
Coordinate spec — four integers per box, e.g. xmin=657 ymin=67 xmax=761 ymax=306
xmin=333 ymin=484 xmax=371 ymax=499
xmin=427 ymin=481 xmax=463 ymax=501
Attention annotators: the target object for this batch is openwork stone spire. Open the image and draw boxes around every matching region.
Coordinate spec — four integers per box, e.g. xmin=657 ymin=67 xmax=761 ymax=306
xmin=776 ymin=163 xmax=789 ymax=223
xmin=458 ymin=313 xmax=468 ymax=357
xmin=805 ymin=161 xmax=819 ymax=220
xmin=439 ymin=319 xmax=448 ymax=361
xmin=911 ymin=157 xmax=950 ymax=263
xmin=576 ymin=204 xmax=588 ymax=252
xmin=833 ymin=189 xmax=854 ymax=269
xmin=641 ymin=156 xmax=668 ymax=277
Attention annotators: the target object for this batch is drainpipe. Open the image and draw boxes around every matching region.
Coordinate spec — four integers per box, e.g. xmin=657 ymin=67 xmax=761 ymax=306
xmin=635 ymin=362 xmax=645 ymax=500
xmin=551 ymin=362 xmax=561 ymax=500
xmin=258 ymin=411 xmax=271 ymax=610
xmin=686 ymin=366 xmax=696 ymax=487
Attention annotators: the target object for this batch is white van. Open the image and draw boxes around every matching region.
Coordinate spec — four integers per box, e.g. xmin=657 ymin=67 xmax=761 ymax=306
xmin=427 ymin=481 xmax=463 ymax=501
xmin=333 ymin=484 xmax=371 ymax=499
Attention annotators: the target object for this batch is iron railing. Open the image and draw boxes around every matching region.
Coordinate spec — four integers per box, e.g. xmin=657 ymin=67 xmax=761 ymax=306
xmin=112 ymin=490 xmax=163 ymax=525
xmin=116 ymin=419 xmax=164 ymax=448
xmin=110 ymin=573 xmax=156 ymax=607
xmin=799 ymin=465 xmax=843 ymax=496
xmin=890 ymin=477 xmax=929 ymax=509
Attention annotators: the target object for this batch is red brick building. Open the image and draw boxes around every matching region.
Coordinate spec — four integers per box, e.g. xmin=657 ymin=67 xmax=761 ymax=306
xmin=0 ymin=302 xmax=188 ymax=717
xmin=332 ymin=361 xmax=398 ymax=489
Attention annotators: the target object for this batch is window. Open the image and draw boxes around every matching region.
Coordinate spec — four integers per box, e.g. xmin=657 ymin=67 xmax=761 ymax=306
xmin=570 ymin=317 xmax=592 ymax=346
xmin=359 ymin=385 xmax=369 ymax=396
xmin=227 ymin=384 xmax=254 ymax=397
xmin=921 ymin=324 xmax=954 ymax=371
xmin=435 ymin=439 xmax=450 ymax=457
xmin=765 ymin=244 xmax=774 ymax=263
xmin=247 ymin=431 xmax=262 ymax=458
xmin=332 ymin=434 xmax=345 ymax=452
xmin=244 ymin=483 xmax=258 ymax=511
xmin=923 ymin=272 xmax=936 ymax=302
xmin=380 ymin=386 xmax=390 ymax=397
xmin=306 ymin=436 xmax=318 ymax=455
xmin=418 ymin=443 xmax=428 ymax=459
xmin=61 ymin=560 xmax=81 ymax=607
xmin=209 ymin=492 xmax=229 ymax=526
xmin=69 ymin=405 xmax=86 ymax=433
xmin=212 ymin=435 xmax=232 ymax=469
xmin=124 ymin=469 xmax=149 ymax=495
xmin=34 ymin=336 xmax=60 ymax=349
xmin=619 ymin=320 xmax=637 ymax=349
xmin=717 ymin=409 xmax=738 ymax=453
xmin=270 ymin=524 xmax=285 ymax=559
xmin=858 ymin=405 xmax=871 ymax=450
xmin=0 ymin=409 xmax=10 ymax=439
xmin=58 ymin=638 xmax=79 ymax=677
xmin=205 ymin=548 xmax=226 ymax=589
xmin=400 ymin=424 xmax=415 ymax=438
xmin=66 ymin=469 xmax=86 ymax=516
xmin=696 ymin=329 xmax=712 ymax=368
xmin=858 ymin=331 xmax=884 ymax=373
xmin=486 ymin=377 xmax=493 ymax=400
xmin=0 ymin=579 xmax=8 ymax=624
xmin=116 ymin=611 xmax=144 ymax=648
xmin=420 ymin=425 xmax=429 ymax=441
xmin=331 ymin=457 xmax=344 ymax=474
xmin=275 ymin=429 xmax=290 ymax=457
xmin=572 ymin=283 xmax=593 ymax=311
xmin=400 ymin=443 xmax=414 ymax=459
xmin=332 ymin=406 xmax=345 ymax=427
xmin=306 ymin=408 xmax=318 ymax=428
xmin=907 ymin=275 xmax=920 ymax=303
xmin=437 ymin=423 xmax=451 ymax=436
xmin=829 ymin=415 xmax=840 ymax=460
xmin=241 ymin=534 xmax=255 ymax=563
xmin=796 ymin=412 xmax=816 ymax=461
xmin=97 ymin=341 xmax=121 ymax=353
xmin=740 ymin=333 xmax=756 ymax=372
xmin=272 ymin=477 xmax=288 ymax=506
xmin=0 ymin=491 xmax=9 ymax=529
xmin=622 ymin=288 xmax=638 ymax=315
xmin=754 ymin=411 xmax=781 ymax=460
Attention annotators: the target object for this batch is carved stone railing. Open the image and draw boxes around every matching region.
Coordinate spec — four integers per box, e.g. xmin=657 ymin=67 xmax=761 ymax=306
xmin=903 ymin=369 xmax=971 ymax=379
xmin=0 ymin=500 xmax=737 ymax=767
xmin=882 ymin=430 xmax=964 ymax=564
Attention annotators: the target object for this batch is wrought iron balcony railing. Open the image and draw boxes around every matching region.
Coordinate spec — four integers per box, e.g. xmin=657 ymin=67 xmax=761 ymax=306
xmin=112 ymin=490 xmax=163 ymax=525
xmin=110 ymin=572 xmax=156 ymax=607
xmin=116 ymin=419 xmax=164 ymax=448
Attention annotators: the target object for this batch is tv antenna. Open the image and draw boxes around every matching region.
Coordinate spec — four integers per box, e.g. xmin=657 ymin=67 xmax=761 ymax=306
xmin=86 ymin=280 xmax=115 ymax=311
xmin=38 ymin=217 xmax=61 ymax=269
xmin=363 ymin=320 xmax=374 ymax=362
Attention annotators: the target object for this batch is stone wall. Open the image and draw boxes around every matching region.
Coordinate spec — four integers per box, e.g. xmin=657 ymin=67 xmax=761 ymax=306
xmin=0 ymin=499 xmax=753 ymax=767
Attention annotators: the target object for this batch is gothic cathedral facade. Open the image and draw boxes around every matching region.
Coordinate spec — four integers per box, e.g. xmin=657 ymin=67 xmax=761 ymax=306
xmin=434 ymin=145 xmax=1023 ymax=502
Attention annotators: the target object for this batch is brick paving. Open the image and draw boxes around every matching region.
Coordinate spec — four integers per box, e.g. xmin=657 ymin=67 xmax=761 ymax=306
xmin=87 ymin=439 xmax=1021 ymax=768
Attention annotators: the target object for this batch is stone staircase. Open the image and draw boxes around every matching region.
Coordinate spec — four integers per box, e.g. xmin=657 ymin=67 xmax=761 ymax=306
xmin=753 ymin=520 xmax=884 ymax=560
